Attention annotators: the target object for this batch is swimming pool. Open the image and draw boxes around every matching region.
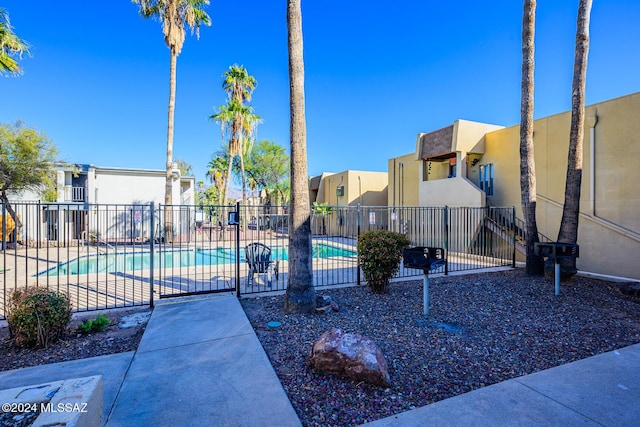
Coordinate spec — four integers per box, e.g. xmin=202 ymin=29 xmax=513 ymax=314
xmin=41 ymin=244 xmax=357 ymax=276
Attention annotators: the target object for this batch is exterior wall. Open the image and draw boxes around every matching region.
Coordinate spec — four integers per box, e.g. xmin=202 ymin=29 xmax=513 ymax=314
xmin=484 ymin=92 xmax=640 ymax=280
xmin=312 ymin=170 xmax=388 ymax=207
xmin=415 ymin=120 xmax=503 ymax=208
xmin=388 ymin=154 xmax=420 ymax=206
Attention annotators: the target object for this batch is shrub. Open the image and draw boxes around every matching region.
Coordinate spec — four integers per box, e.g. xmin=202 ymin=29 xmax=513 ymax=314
xmin=78 ymin=314 xmax=110 ymax=334
xmin=7 ymin=287 xmax=72 ymax=348
xmin=358 ymin=230 xmax=410 ymax=294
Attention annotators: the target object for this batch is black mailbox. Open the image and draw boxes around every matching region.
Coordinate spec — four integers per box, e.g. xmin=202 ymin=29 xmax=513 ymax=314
xmin=403 ymin=247 xmax=446 ymax=272
xmin=534 ymin=242 xmax=579 ymax=259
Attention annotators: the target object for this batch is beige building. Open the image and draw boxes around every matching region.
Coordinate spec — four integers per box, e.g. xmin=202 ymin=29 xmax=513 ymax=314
xmin=309 ymin=170 xmax=388 ymax=207
xmin=389 ymin=92 xmax=640 ymax=280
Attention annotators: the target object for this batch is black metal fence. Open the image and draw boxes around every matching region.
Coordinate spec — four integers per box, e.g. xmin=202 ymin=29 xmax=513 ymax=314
xmin=1 ymin=202 xmax=515 ymax=318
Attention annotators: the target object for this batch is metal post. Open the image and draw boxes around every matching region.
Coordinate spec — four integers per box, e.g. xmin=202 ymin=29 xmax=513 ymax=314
xmin=235 ymin=201 xmax=241 ymax=298
xmin=512 ymin=206 xmax=517 ymax=268
xmin=444 ymin=206 xmax=449 ymax=275
xmin=554 ymin=260 xmax=561 ymax=296
xmin=423 ymin=271 xmax=430 ymax=316
xmin=357 ymin=203 xmax=361 ymax=286
xmin=149 ymin=202 xmax=155 ymax=310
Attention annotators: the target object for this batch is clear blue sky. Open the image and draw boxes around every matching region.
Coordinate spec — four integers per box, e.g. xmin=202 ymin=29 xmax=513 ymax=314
xmin=2 ymin=1 xmax=639 ymax=185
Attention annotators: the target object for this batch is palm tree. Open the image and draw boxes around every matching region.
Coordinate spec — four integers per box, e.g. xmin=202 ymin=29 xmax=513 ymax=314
xmin=206 ymin=152 xmax=228 ymax=204
xmin=132 ymin=0 xmax=211 ymax=207
xmin=285 ymin=0 xmax=315 ymax=313
xmin=557 ymin=0 xmax=592 ymax=276
xmin=0 ymin=8 xmax=30 ymax=76
xmin=210 ymin=99 xmax=260 ymax=205
xmin=217 ymin=65 xmax=259 ymax=204
xmin=222 ymin=64 xmax=257 ymax=104
xmin=519 ymin=0 xmax=544 ymax=275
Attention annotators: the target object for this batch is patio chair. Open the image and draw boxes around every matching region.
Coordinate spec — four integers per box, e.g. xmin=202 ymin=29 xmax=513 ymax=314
xmin=245 ymin=242 xmax=279 ymax=287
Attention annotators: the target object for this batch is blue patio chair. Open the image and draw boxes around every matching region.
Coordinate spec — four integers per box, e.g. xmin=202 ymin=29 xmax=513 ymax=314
xmin=245 ymin=242 xmax=279 ymax=287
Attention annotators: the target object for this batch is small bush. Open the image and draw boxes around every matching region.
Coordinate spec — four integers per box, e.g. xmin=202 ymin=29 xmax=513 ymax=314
xmin=358 ymin=230 xmax=410 ymax=294
xmin=78 ymin=314 xmax=110 ymax=334
xmin=7 ymin=287 xmax=72 ymax=348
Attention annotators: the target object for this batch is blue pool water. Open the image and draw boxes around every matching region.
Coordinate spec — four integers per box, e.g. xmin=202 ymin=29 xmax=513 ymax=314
xmin=41 ymin=244 xmax=356 ymax=276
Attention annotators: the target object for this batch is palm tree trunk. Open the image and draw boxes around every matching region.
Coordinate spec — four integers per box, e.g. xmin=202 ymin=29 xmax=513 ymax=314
xmin=285 ymin=0 xmax=315 ymax=313
xmin=165 ymin=47 xmax=177 ymax=206
xmin=223 ymin=151 xmax=234 ymax=206
xmin=557 ymin=0 xmax=592 ymax=276
xmin=164 ymin=47 xmax=178 ymax=242
xmin=520 ymin=0 xmax=544 ymax=275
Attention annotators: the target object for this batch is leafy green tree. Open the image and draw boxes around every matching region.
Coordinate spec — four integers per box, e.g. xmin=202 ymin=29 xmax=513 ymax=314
xmin=132 ymin=0 xmax=211 ymax=206
xmin=0 ymin=8 xmax=30 ymax=76
xmin=285 ymin=0 xmax=315 ymax=313
xmin=312 ymin=202 xmax=333 ymax=235
xmin=0 ymin=122 xmax=57 ymax=230
xmin=519 ymin=0 xmax=544 ymax=275
xmin=557 ymin=0 xmax=592 ymax=277
xmin=243 ymin=140 xmax=289 ymax=204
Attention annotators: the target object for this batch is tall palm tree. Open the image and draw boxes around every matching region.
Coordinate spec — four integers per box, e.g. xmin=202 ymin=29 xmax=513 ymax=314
xmin=0 ymin=8 xmax=30 ymax=76
xmin=285 ymin=0 xmax=315 ymax=313
xmin=218 ymin=65 xmax=259 ymax=203
xmin=520 ymin=0 xmax=543 ymax=275
xmin=132 ymin=0 xmax=211 ymax=207
xmin=557 ymin=0 xmax=592 ymax=276
xmin=222 ymin=64 xmax=257 ymax=104
xmin=210 ymin=99 xmax=260 ymax=204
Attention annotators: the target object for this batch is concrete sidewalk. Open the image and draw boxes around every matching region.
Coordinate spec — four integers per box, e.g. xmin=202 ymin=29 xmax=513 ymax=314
xmin=105 ymin=293 xmax=300 ymax=426
xmin=364 ymin=343 xmax=640 ymax=426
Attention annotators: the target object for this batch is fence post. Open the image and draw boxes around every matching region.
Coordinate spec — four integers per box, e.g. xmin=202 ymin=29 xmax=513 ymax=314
xmin=149 ymin=202 xmax=155 ymax=310
xmin=512 ymin=206 xmax=517 ymax=268
xmin=444 ymin=206 xmax=449 ymax=275
xmin=235 ymin=201 xmax=241 ymax=298
xmin=1 ymin=202 xmax=5 ymax=251
xmin=357 ymin=203 xmax=361 ymax=286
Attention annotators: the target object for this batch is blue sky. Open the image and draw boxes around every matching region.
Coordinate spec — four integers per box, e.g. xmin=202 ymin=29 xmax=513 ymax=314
xmin=2 ymin=1 xmax=639 ymax=185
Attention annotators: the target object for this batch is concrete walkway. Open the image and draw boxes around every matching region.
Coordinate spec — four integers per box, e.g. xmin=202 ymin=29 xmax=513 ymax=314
xmin=1 ymin=293 xmax=639 ymax=426
xmin=106 ymin=293 xmax=300 ymax=426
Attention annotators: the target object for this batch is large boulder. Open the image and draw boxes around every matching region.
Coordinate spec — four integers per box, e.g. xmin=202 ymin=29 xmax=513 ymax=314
xmin=309 ymin=328 xmax=390 ymax=387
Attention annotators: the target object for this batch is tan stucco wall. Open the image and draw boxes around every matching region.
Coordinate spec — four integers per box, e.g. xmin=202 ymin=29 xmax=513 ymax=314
xmin=484 ymin=92 xmax=640 ymax=280
xmin=388 ymin=154 xmax=420 ymax=206
xmin=314 ymin=170 xmax=388 ymax=207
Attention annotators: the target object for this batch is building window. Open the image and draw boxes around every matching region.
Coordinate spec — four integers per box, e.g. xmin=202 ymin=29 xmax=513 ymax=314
xmin=479 ymin=163 xmax=494 ymax=196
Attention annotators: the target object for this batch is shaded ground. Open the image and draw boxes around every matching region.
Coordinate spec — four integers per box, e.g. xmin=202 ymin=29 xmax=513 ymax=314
xmin=241 ymin=269 xmax=640 ymax=427
xmin=0 ymin=308 xmax=149 ymax=372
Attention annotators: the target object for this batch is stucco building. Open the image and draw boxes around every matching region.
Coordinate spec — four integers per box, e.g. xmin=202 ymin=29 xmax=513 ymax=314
xmin=388 ymin=92 xmax=640 ymax=280
xmin=309 ymin=170 xmax=388 ymax=207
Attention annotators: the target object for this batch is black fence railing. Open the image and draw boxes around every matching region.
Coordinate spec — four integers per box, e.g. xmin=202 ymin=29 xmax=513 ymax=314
xmin=1 ymin=202 xmax=515 ymax=318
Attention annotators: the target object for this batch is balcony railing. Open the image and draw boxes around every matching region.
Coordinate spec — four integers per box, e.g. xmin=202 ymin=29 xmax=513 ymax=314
xmin=63 ymin=186 xmax=86 ymax=202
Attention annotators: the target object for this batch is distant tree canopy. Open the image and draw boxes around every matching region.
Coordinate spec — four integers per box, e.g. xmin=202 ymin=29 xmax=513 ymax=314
xmin=174 ymin=158 xmax=193 ymax=176
xmin=243 ymin=139 xmax=289 ymax=204
xmin=0 ymin=122 xmax=57 ymax=225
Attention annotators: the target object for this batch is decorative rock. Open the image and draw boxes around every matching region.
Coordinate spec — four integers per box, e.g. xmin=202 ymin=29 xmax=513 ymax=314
xmin=309 ymin=328 xmax=390 ymax=387
xmin=330 ymin=300 xmax=340 ymax=312
xmin=315 ymin=295 xmax=333 ymax=314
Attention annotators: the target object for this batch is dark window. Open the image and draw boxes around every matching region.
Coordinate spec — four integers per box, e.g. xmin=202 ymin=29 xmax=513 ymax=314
xmin=479 ymin=164 xmax=494 ymax=196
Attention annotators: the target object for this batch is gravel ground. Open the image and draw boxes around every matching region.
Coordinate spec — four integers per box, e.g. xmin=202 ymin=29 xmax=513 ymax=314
xmin=0 ymin=308 xmax=150 ymax=372
xmin=241 ymin=269 xmax=640 ymax=427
